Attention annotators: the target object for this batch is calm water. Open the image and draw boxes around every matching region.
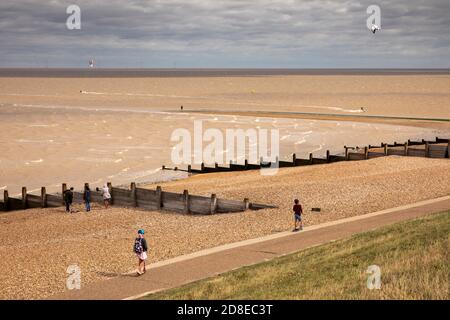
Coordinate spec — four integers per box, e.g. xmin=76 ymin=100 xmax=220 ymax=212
xmin=1 ymin=68 xmax=450 ymax=78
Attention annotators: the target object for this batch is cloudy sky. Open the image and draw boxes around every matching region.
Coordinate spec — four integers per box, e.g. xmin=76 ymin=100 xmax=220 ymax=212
xmin=0 ymin=0 xmax=449 ymax=68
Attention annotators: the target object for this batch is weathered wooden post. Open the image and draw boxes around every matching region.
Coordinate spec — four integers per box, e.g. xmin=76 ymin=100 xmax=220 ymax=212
xmin=326 ymin=150 xmax=330 ymax=163
xmin=292 ymin=153 xmax=297 ymax=166
xmin=309 ymin=153 xmax=313 ymax=165
xmin=383 ymin=143 xmax=388 ymax=156
xmin=3 ymin=190 xmax=8 ymax=211
xmin=130 ymin=182 xmax=137 ymax=207
xmin=183 ymin=190 xmax=190 ymax=214
xmin=62 ymin=183 xmax=67 ymax=205
xmin=215 ymin=162 xmax=219 ymax=169
xmin=187 ymin=165 xmax=192 ymax=173
xmin=243 ymin=198 xmax=250 ymax=211
xmin=210 ymin=194 xmax=217 ymax=215
xmin=156 ymin=186 xmax=162 ymax=209
xmin=162 ymin=165 xmax=166 ymax=170
xmin=244 ymin=159 xmax=248 ymax=169
xmin=425 ymin=142 xmax=430 ymax=158
xmin=107 ymin=182 xmax=113 ymax=205
xmin=174 ymin=166 xmax=178 ymax=171
xmin=404 ymin=143 xmax=408 ymax=156
xmin=22 ymin=187 xmax=27 ymax=209
xmin=41 ymin=187 xmax=47 ymax=208
xmin=201 ymin=162 xmax=205 ymax=172
xmin=344 ymin=146 xmax=349 ymax=160
xmin=364 ymin=147 xmax=369 ymax=160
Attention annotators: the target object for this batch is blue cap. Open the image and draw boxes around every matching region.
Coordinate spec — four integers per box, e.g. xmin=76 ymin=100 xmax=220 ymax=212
xmin=138 ymin=229 xmax=145 ymax=235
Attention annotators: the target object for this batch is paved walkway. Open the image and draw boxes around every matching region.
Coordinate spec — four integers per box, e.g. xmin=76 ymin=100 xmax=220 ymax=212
xmin=49 ymin=195 xmax=450 ymax=300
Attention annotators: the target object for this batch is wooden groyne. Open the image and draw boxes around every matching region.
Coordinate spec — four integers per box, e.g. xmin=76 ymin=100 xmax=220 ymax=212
xmin=0 ymin=183 xmax=276 ymax=214
xmin=162 ymin=136 xmax=450 ymax=174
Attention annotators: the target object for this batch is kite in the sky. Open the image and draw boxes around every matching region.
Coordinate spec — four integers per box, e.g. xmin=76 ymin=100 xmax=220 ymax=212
xmin=371 ymin=24 xmax=380 ymax=34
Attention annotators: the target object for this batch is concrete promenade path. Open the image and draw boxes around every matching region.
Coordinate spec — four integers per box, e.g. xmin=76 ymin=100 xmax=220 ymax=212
xmin=49 ymin=195 xmax=450 ymax=300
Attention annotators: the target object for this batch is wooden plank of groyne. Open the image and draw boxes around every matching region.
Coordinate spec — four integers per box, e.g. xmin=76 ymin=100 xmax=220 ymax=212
xmin=278 ymin=160 xmax=295 ymax=168
xmin=229 ymin=162 xmax=246 ymax=171
xmin=436 ymin=137 xmax=450 ymax=143
xmin=312 ymin=158 xmax=328 ymax=165
xmin=217 ymin=199 xmax=245 ymax=213
xmin=46 ymin=194 xmax=63 ymax=207
xmin=72 ymin=192 xmax=84 ymax=204
xmin=135 ymin=187 xmax=158 ymax=210
xmin=3 ymin=190 xmax=9 ymax=211
xmin=161 ymin=191 xmax=185 ymax=212
xmin=348 ymin=152 xmax=366 ymax=161
xmin=210 ymin=194 xmax=218 ymax=215
xmin=250 ymin=203 xmax=278 ymax=210
xmin=41 ymin=187 xmax=47 ymax=208
xmin=26 ymin=194 xmax=42 ymax=208
xmin=428 ymin=144 xmax=448 ymax=158
xmin=387 ymin=147 xmax=405 ymax=156
xmin=22 ymin=187 xmax=27 ymax=209
xmin=90 ymin=190 xmax=103 ymax=203
xmin=111 ymin=187 xmax=134 ymax=207
xmin=294 ymin=158 xmax=312 ymax=166
xmin=368 ymin=152 xmax=385 ymax=159
xmin=183 ymin=190 xmax=190 ymax=214
xmin=407 ymin=148 xmax=427 ymax=157
xmin=189 ymin=195 xmax=211 ymax=215
xmin=130 ymin=183 xmax=137 ymax=207
xmin=8 ymin=197 xmax=24 ymax=211
xmin=246 ymin=163 xmax=261 ymax=170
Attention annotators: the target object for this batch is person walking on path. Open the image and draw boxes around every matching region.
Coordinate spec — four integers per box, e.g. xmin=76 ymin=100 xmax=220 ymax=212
xmin=64 ymin=187 xmax=74 ymax=213
xmin=293 ymin=199 xmax=303 ymax=231
xmin=133 ymin=229 xmax=148 ymax=276
xmin=83 ymin=184 xmax=91 ymax=212
xmin=100 ymin=184 xmax=111 ymax=209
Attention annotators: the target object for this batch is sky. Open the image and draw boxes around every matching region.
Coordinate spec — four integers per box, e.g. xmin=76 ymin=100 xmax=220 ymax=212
xmin=0 ymin=0 xmax=449 ymax=68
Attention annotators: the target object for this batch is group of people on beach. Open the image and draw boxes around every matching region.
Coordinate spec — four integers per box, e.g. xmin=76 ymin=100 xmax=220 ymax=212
xmin=63 ymin=184 xmax=112 ymax=213
xmin=132 ymin=198 xmax=304 ymax=275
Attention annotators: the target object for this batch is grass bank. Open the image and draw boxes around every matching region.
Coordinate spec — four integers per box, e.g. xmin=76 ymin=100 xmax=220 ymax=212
xmin=145 ymin=211 xmax=449 ymax=300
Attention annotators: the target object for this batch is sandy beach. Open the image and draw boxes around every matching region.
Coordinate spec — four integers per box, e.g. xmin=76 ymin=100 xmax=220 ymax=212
xmin=1 ymin=156 xmax=450 ymax=300
xmin=1 ymin=75 xmax=450 ymax=118
xmin=0 ymin=72 xmax=450 ymax=300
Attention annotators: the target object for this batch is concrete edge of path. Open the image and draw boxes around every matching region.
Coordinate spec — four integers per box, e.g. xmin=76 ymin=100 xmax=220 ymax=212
xmin=122 ymin=194 xmax=450 ymax=300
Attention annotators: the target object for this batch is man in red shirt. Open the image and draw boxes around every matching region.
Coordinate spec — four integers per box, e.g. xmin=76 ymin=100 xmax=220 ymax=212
xmin=293 ymin=199 xmax=303 ymax=231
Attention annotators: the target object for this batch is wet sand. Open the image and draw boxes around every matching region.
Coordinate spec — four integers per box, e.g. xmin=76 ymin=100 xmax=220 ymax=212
xmin=1 ymin=75 xmax=450 ymax=118
xmin=1 ymin=75 xmax=450 ymax=196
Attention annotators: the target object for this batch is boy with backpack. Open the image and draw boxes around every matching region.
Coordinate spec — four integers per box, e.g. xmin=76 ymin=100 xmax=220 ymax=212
xmin=134 ymin=229 xmax=148 ymax=276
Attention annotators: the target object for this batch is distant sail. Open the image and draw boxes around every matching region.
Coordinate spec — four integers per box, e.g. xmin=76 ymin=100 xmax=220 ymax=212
xmin=89 ymin=59 xmax=95 ymax=68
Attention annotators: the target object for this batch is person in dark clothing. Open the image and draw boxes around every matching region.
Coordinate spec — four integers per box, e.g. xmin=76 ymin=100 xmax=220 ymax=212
xmin=293 ymin=199 xmax=303 ymax=231
xmin=64 ymin=187 xmax=74 ymax=213
xmin=133 ymin=229 xmax=148 ymax=276
xmin=83 ymin=184 xmax=91 ymax=212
